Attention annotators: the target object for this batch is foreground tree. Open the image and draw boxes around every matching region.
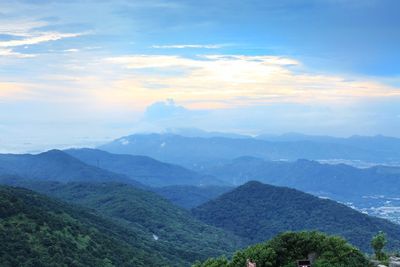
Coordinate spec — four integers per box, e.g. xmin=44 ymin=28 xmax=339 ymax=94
xmin=371 ymin=231 xmax=387 ymax=261
xmin=193 ymin=231 xmax=373 ymax=267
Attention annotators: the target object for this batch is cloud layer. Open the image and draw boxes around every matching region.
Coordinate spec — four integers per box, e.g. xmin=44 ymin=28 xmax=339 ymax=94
xmin=103 ymin=54 xmax=400 ymax=109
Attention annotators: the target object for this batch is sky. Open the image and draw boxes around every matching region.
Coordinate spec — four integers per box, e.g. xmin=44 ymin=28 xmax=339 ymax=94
xmin=0 ymin=0 xmax=399 ymax=152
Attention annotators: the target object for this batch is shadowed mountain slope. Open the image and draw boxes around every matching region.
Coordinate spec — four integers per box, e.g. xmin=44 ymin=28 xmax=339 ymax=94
xmin=65 ymin=148 xmax=222 ymax=186
xmin=0 ymin=150 xmax=134 ymax=184
xmin=192 ymin=181 xmax=400 ymax=252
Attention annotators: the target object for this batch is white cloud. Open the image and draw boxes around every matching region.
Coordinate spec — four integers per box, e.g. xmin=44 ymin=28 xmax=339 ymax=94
xmin=0 ymin=20 xmax=48 ymax=36
xmin=63 ymin=48 xmax=80 ymax=53
xmin=0 ymin=48 xmax=36 ymax=58
xmin=0 ymin=17 xmax=87 ymax=58
xmin=151 ymin=44 xmax=223 ymax=49
xmin=144 ymin=99 xmax=191 ymax=120
xmin=103 ymin=54 xmax=400 ymax=109
xmin=0 ymin=32 xmax=85 ymax=48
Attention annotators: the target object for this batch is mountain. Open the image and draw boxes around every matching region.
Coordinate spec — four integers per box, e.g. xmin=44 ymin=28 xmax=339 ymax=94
xmin=257 ymin=133 xmax=400 ymax=157
xmin=256 ymin=132 xmax=343 ymax=142
xmin=165 ymin=127 xmax=251 ymax=139
xmin=0 ymin=185 xmax=181 ymax=266
xmin=152 ymin=185 xmax=233 ymax=209
xmin=20 ymin=181 xmax=244 ymax=263
xmin=99 ymin=133 xmax=400 ymax=169
xmin=203 ymin=157 xmax=400 ymax=200
xmin=65 ymin=148 xmax=222 ymax=187
xmin=192 ymin=181 xmax=400 ymax=252
xmin=0 ymin=150 xmax=134 ymax=184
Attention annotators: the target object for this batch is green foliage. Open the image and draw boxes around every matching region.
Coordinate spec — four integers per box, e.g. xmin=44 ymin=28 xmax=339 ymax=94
xmin=33 ymin=182 xmax=244 ymax=264
xmin=193 ymin=256 xmax=230 ymax=267
xmin=153 ymin=185 xmax=233 ymax=209
xmin=371 ymin=231 xmax=387 ymax=260
xmin=194 ymin=231 xmax=374 ymax=267
xmin=0 ymin=185 xmax=167 ymax=267
xmin=192 ymin=181 xmax=400 ymax=252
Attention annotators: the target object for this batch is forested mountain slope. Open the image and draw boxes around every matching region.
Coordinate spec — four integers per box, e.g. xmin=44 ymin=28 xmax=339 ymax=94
xmin=192 ymin=181 xmax=400 ymax=252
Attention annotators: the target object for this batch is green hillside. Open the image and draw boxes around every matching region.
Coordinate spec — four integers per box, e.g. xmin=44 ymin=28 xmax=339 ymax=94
xmin=152 ymin=185 xmax=233 ymax=209
xmin=192 ymin=181 xmax=400 ymax=252
xmin=0 ymin=185 xmax=170 ymax=267
xmin=31 ymin=182 xmax=244 ymax=263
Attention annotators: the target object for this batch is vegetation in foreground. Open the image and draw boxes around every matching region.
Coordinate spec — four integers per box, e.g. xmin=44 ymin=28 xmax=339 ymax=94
xmin=0 ymin=182 xmax=243 ymax=266
xmin=193 ymin=231 xmax=374 ymax=267
xmin=0 ymin=185 xmax=170 ymax=267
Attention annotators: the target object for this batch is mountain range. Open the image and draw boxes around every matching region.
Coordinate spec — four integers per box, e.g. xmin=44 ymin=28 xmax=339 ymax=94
xmin=2 ymin=130 xmax=400 ymax=265
xmin=203 ymin=156 xmax=400 ymax=200
xmin=99 ymin=133 xmax=400 ymax=169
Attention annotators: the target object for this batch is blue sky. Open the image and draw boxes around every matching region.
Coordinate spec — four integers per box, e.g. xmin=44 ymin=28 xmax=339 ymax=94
xmin=0 ymin=0 xmax=399 ymax=152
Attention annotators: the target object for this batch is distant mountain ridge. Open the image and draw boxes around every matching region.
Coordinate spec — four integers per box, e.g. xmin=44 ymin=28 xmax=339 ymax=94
xmin=65 ymin=148 xmax=223 ymax=187
xmin=0 ymin=149 xmax=135 ymax=184
xmin=192 ymin=181 xmax=400 ymax=252
xmin=99 ymin=133 xmax=400 ymax=169
xmin=203 ymin=157 xmax=400 ymax=200
xmin=257 ymin=132 xmax=400 ymax=151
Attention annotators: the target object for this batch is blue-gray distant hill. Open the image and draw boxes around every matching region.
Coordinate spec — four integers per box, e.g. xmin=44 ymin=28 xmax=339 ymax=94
xmin=257 ymin=133 xmax=400 ymax=156
xmin=203 ymin=157 xmax=400 ymax=201
xmin=65 ymin=148 xmax=223 ymax=187
xmin=99 ymin=133 xmax=400 ymax=169
xmin=192 ymin=181 xmax=400 ymax=252
xmin=0 ymin=150 xmax=135 ymax=184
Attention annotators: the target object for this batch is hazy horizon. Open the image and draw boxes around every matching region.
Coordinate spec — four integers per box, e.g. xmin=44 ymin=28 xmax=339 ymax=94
xmin=2 ymin=126 xmax=400 ymax=155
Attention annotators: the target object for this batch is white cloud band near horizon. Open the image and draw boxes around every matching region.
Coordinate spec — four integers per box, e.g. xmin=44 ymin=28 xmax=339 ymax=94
xmin=100 ymin=54 xmax=400 ymax=109
xmin=1 ymin=46 xmax=399 ymax=145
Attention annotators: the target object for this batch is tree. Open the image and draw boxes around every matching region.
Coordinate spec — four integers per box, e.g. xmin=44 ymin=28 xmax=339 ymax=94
xmin=194 ymin=231 xmax=373 ymax=267
xmin=193 ymin=256 xmax=229 ymax=267
xmin=371 ymin=231 xmax=387 ymax=261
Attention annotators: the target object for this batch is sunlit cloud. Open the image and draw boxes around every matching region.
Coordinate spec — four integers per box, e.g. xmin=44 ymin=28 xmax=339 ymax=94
xmin=102 ymin=54 xmax=400 ymax=109
xmin=0 ymin=82 xmax=28 ymax=99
